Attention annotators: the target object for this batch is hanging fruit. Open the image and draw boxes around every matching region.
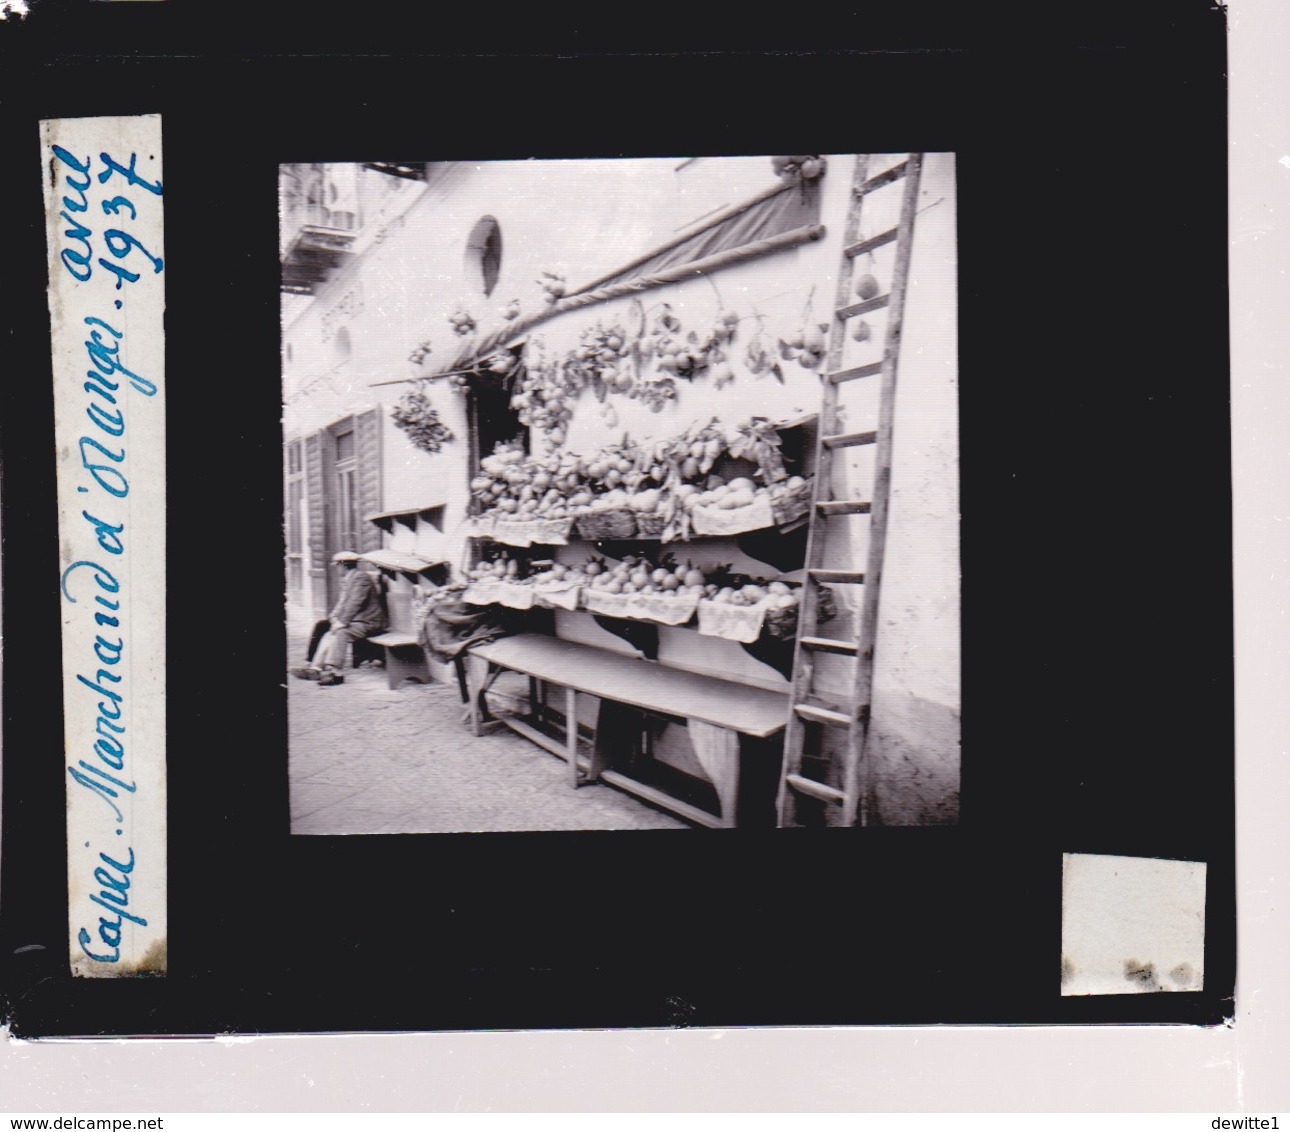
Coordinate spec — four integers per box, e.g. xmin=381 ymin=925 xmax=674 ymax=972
xmin=771 ymin=155 xmax=828 ymax=182
xmin=745 ymin=325 xmax=784 ymax=384
xmin=854 ymin=273 xmax=881 ymax=301
xmin=391 ymin=385 xmax=454 ymax=454
xmin=448 ymin=307 xmax=477 ymax=337
xmin=538 ymin=272 xmax=567 ymax=304
xmin=408 ymin=339 xmax=433 ymax=366
xmin=781 ymin=322 xmax=830 ymax=370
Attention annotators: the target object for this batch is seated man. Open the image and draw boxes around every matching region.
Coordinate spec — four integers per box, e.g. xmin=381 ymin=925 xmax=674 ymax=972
xmin=291 ymin=551 xmax=388 ymax=686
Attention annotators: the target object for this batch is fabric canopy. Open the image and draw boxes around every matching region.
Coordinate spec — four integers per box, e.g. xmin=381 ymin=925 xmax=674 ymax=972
xmin=572 ymin=178 xmax=822 ymax=296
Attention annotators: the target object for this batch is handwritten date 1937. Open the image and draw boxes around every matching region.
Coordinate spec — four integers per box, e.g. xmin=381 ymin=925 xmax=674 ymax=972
xmin=51 ymin=145 xmax=163 ymax=289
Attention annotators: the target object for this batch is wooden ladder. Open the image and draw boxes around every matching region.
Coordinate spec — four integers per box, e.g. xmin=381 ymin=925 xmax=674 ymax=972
xmin=776 ymin=153 xmax=925 ymax=828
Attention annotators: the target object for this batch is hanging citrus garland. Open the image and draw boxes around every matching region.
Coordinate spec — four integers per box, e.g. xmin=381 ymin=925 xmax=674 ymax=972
xmin=568 ymin=319 xmax=632 ymax=397
xmin=743 ymin=320 xmax=785 ymax=384
xmin=510 ymin=337 xmax=576 ymax=450
xmin=781 ymin=321 xmax=829 ymax=370
xmin=497 ymin=293 xmax=772 ymax=433
xmin=448 ymin=307 xmax=477 ymax=337
xmin=408 ymin=339 xmax=433 ymax=366
xmin=537 ymin=272 xmax=567 ymax=304
xmin=779 ymin=287 xmax=829 ymax=370
xmin=391 ymin=382 xmax=454 ymax=454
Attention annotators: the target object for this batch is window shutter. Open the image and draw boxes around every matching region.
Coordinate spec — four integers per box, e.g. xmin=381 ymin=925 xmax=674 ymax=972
xmin=355 ymin=407 xmax=383 ymax=553
xmin=304 ymin=430 xmax=327 ymax=584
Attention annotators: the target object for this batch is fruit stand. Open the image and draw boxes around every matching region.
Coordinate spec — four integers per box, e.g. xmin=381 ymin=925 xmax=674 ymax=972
xmin=450 ymin=405 xmax=829 ymax=827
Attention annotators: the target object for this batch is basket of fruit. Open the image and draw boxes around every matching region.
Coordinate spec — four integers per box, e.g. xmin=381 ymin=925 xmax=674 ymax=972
xmin=634 ymin=512 xmax=667 ymax=537
xmin=575 ymin=508 xmax=637 ymax=541
xmin=769 ymin=476 xmax=814 ymax=527
xmin=687 ymin=477 xmax=777 ymax=537
xmin=462 ymin=514 xmax=497 ymax=539
xmin=697 ymin=589 xmax=774 ymax=643
xmin=582 ymin=555 xmax=707 ymax=626
xmin=628 ymin=488 xmax=669 ymax=537
xmin=528 ymin=562 xmax=585 ymax=611
xmin=575 ymin=489 xmax=639 ymax=540
xmin=496 ymin=580 xmax=536 ymax=610
xmin=491 ymin=515 xmax=574 ymax=547
xmin=462 ymin=552 xmax=527 ymax=607
xmin=625 ymin=589 xmax=701 ymax=626
xmin=762 ymin=583 xmax=804 ymax=640
xmin=462 ymin=578 xmax=506 ymax=607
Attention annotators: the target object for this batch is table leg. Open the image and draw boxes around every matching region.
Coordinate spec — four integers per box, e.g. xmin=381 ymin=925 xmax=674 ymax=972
xmin=688 ymin=719 xmax=741 ymax=828
xmin=567 ymin=686 xmax=579 ymax=787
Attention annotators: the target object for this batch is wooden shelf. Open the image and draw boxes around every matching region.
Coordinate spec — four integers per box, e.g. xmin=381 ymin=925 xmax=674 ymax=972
xmin=471 ymin=634 xmax=790 ymax=738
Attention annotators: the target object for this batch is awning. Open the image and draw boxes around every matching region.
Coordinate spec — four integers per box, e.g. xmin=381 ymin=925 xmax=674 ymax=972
xmin=371 ymin=173 xmax=827 ymax=390
xmin=572 ymin=177 xmax=822 ymax=295
xmin=365 ymin=504 xmax=445 ymax=533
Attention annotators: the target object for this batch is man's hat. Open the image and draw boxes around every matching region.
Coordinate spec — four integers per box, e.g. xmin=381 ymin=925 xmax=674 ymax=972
xmin=332 ymin=550 xmax=361 ymax=563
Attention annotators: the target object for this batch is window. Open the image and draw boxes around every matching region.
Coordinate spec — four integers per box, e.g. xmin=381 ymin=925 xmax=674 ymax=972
xmin=335 ymin=427 xmax=359 ymax=551
xmin=334 ymin=325 xmax=353 ymax=364
xmin=465 ymin=216 xmax=503 ymax=297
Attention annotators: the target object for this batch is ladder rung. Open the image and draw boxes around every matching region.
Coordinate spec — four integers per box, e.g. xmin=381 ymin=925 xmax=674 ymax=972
xmin=809 ymin=569 xmax=865 ymax=584
xmin=827 ymin=360 xmax=884 ymax=385
xmin=844 ymin=227 xmax=899 ymax=259
xmin=858 ymin=160 xmax=909 ymax=193
xmin=822 ymin=430 xmax=877 ymax=449
xmin=800 ymin=636 xmax=859 ymax=656
xmin=837 ymin=294 xmax=891 ymax=320
xmin=785 ymin=774 xmax=846 ymax=805
xmin=817 ymin=500 xmax=871 ymax=516
xmin=793 ymin=703 xmax=853 ymax=727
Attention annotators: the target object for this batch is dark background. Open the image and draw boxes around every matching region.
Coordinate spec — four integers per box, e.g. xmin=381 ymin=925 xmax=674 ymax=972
xmin=0 ymin=1 xmax=1232 ymax=1034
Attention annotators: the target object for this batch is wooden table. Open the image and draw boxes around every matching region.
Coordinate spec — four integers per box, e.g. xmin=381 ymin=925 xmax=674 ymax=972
xmin=466 ymin=634 xmax=790 ymax=827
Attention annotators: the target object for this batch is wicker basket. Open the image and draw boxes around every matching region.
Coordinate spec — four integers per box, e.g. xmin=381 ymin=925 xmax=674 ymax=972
xmin=763 ymin=603 xmax=801 ymax=641
xmin=576 ymin=509 xmax=637 ymax=540
xmin=634 ymin=511 xmax=667 ymax=537
xmin=770 ymin=478 xmax=814 ymax=526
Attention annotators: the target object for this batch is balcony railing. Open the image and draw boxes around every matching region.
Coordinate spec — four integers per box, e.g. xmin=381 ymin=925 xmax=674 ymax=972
xmin=281 ymin=221 xmax=358 ymax=295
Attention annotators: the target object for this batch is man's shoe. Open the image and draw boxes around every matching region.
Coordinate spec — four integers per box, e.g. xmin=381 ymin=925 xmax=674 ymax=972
xmin=290 ymin=666 xmax=321 ymax=681
xmin=318 ymin=672 xmax=345 ymax=686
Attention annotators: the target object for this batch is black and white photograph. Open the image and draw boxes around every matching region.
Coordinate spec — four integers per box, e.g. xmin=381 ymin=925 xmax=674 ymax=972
xmin=281 ymin=154 xmax=960 ymax=834
xmin=1 ymin=0 xmax=1251 ymax=1056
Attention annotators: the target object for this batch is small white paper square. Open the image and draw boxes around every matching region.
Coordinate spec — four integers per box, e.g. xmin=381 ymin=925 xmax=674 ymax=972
xmin=1061 ymin=852 xmax=1207 ymax=996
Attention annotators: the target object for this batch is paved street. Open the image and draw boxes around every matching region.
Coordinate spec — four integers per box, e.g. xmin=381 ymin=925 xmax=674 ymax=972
xmin=287 ymin=640 xmax=686 ymax=834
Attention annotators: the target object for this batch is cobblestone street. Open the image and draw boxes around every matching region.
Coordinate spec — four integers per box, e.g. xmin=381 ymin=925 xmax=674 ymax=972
xmin=287 ymin=636 xmax=686 ymax=834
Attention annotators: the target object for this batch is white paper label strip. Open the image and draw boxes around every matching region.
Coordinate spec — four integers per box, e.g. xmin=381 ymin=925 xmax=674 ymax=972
xmin=41 ymin=114 xmax=167 ymax=976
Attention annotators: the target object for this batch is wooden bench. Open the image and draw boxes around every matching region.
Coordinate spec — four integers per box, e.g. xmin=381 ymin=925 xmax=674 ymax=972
xmin=466 ymin=633 xmax=789 ymax=828
xmin=368 ymin=589 xmax=431 ymax=690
